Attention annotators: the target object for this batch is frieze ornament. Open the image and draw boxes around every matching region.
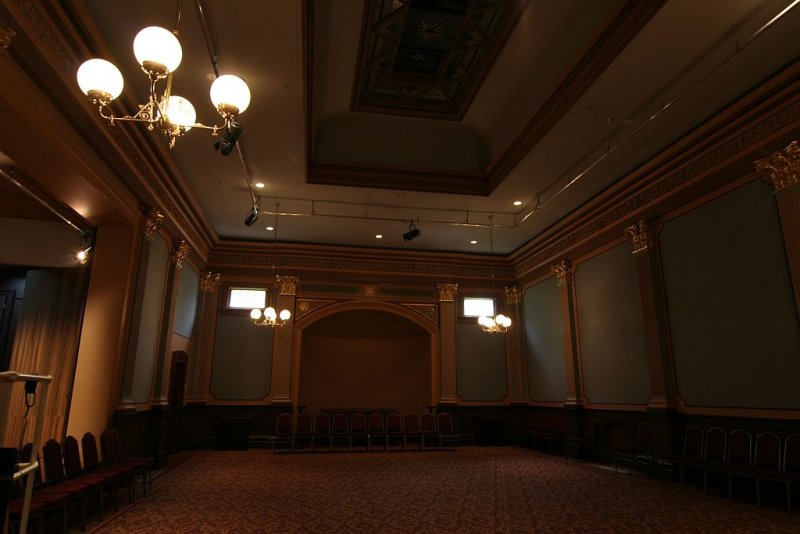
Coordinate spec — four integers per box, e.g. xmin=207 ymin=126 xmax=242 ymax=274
xmin=755 ymin=140 xmax=800 ymax=193
xmin=550 ymin=260 xmax=572 ymax=287
xmin=199 ymin=271 xmax=220 ymax=293
xmin=625 ymin=219 xmax=653 ymax=254
xmin=436 ymin=283 xmax=458 ymax=302
xmin=277 ymin=275 xmax=300 ymax=296
xmin=0 ymin=26 xmax=15 ymax=54
xmin=143 ymin=206 xmax=165 ymax=237
xmin=504 ymin=285 xmax=522 ymax=305
xmin=170 ymin=240 xmax=190 ymax=267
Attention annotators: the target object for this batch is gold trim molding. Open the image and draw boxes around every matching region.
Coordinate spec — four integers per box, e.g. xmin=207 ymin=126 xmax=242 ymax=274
xmin=550 ymin=260 xmax=571 ymax=287
xmin=170 ymin=240 xmax=190 ymax=267
xmin=0 ymin=26 xmax=15 ymax=54
xmin=277 ymin=275 xmax=300 ymax=296
xmin=436 ymin=283 xmax=458 ymax=302
xmin=625 ymin=219 xmax=653 ymax=254
xmin=199 ymin=271 xmax=220 ymax=293
xmin=504 ymin=285 xmax=522 ymax=305
xmin=143 ymin=206 xmax=165 ymax=238
xmin=755 ymin=140 xmax=800 ymax=193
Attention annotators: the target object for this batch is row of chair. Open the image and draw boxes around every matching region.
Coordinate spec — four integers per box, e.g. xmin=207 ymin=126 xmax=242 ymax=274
xmin=273 ymin=412 xmax=459 ymax=452
xmin=670 ymin=425 xmax=800 ymax=511
xmin=7 ymin=429 xmax=153 ymax=533
xmin=515 ymin=413 xmax=597 ymax=458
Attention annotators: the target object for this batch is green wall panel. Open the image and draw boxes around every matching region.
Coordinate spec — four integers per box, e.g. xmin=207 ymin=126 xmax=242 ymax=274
xmin=210 ymin=314 xmax=273 ymax=400
xmin=524 ymin=279 xmax=567 ymax=402
xmin=456 ymin=321 xmax=507 ymax=401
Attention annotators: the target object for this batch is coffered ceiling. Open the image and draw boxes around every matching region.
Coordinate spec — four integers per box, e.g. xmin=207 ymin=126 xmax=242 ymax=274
xmin=57 ymin=0 xmax=800 ymax=254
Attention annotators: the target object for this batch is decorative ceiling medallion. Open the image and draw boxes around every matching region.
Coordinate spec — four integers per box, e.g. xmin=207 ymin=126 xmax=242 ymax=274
xmin=352 ymin=0 xmax=525 ymax=119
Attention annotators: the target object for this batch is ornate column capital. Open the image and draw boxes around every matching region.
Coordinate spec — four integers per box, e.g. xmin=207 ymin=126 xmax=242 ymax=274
xmin=143 ymin=206 xmax=165 ymax=238
xmin=276 ymin=275 xmax=300 ymax=296
xmin=550 ymin=260 xmax=572 ymax=287
xmin=0 ymin=26 xmax=15 ymax=55
xmin=755 ymin=140 xmax=800 ymax=193
xmin=436 ymin=283 xmax=458 ymax=302
xmin=504 ymin=285 xmax=523 ymax=305
xmin=199 ymin=271 xmax=221 ymax=293
xmin=170 ymin=240 xmax=189 ymax=267
xmin=625 ymin=219 xmax=653 ymax=254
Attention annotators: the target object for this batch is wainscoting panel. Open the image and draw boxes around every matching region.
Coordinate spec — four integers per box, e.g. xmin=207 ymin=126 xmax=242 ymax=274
xmin=661 ymin=180 xmax=800 ymax=408
xmin=575 ymin=243 xmax=649 ymax=404
xmin=523 ymin=279 xmax=567 ymax=402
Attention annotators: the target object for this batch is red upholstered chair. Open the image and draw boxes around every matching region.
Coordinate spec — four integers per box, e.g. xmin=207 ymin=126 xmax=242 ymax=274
xmin=12 ymin=443 xmax=72 ymax=533
xmin=403 ymin=414 xmax=422 ymax=451
xmin=437 ymin=412 xmax=459 ymax=449
xmin=564 ymin=417 xmax=597 ymax=460
xmin=63 ymin=435 xmax=114 ymax=518
xmin=745 ymin=432 xmax=800 ymax=511
xmin=385 ymin=413 xmax=403 ymax=451
xmin=614 ymin=422 xmax=651 ymax=475
xmin=273 ymin=413 xmax=293 ymax=452
xmin=752 ymin=432 xmax=782 ymax=507
xmin=100 ymin=429 xmax=152 ymax=496
xmin=676 ymin=425 xmax=705 ymax=486
xmin=41 ymin=439 xmax=92 ymax=529
xmin=420 ymin=413 xmax=437 ymax=449
xmin=331 ymin=413 xmax=349 ymax=451
xmin=349 ymin=413 xmax=369 ymax=452
xmin=312 ymin=413 xmax=332 ymax=452
xmin=368 ymin=413 xmax=387 ymax=452
xmin=293 ymin=413 xmax=313 ymax=451
xmin=726 ymin=429 xmax=752 ymax=500
xmin=82 ymin=432 xmax=136 ymax=505
xmin=701 ymin=427 xmax=727 ymax=494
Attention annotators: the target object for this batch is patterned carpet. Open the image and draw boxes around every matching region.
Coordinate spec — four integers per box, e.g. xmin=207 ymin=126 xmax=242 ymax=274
xmin=89 ymin=447 xmax=800 ymax=533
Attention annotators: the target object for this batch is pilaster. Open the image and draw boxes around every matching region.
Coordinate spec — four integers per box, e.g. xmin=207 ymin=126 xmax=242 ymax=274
xmin=270 ymin=275 xmax=299 ymax=404
xmin=437 ymin=283 xmax=459 ymax=404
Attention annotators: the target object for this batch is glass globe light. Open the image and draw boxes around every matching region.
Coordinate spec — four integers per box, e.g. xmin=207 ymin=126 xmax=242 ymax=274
xmin=279 ymin=309 xmax=291 ymax=321
xmin=264 ymin=307 xmax=277 ymax=321
xmin=210 ymin=75 xmax=251 ymax=116
xmin=250 ymin=308 xmax=262 ymax=320
xmin=162 ymin=95 xmax=196 ymax=129
xmin=77 ymin=59 xmax=124 ymax=102
xmin=497 ymin=314 xmax=512 ymax=328
xmin=133 ymin=26 xmax=182 ymax=76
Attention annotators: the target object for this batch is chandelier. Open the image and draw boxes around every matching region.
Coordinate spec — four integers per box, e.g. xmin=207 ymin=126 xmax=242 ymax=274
xmin=478 ymin=215 xmax=512 ymax=334
xmin=250 ymin=282 xmax=291 ymax=327
xmin=76 ymin=24 xmax=250 ymax=148
xmin=251 ymin=204 xmax=291 ymax=327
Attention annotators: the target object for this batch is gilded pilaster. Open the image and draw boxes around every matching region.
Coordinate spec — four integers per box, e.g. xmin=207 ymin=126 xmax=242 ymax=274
xmin=503 ymin=285 xmax=529 ymax=403
xmin=551 ymin=260 xmax=583 ymax=406
xmin=436 ymin=283 xmax=458 ymax=404
xmin=271 ymin=275 xmax=299 ymax=404
xmin=187 ymin=272 xmax=221 ymax=403
xmin=756 ymin=142 xmax=800 ymax=315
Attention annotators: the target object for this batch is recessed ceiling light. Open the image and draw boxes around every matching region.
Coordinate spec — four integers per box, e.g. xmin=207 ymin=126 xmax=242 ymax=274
xmin=375 ymin=234 xmax=383 ymax=239
xmin=513 ymin=200 xmax=522 ymax=206
xmin=266 ymin=226 xmax=274 ymax=231
xmin=255 ymin=182 xmax=265 ymax=188
xmin=470 ymin=240 xmax=478 ymax=244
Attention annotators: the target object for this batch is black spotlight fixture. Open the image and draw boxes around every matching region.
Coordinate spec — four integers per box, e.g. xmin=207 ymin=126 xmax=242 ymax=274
xmin=402 ymin=221 xmax=421 ymax=242
xmin=214 ymin=120 xmax=244 ymax=156
xmin=244 ymin=203 xmax=259 ymax=226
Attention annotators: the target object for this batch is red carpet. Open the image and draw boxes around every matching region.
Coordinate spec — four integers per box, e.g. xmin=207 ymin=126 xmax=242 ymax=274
xmin=90 ymin=447 xmax=800 ymax=533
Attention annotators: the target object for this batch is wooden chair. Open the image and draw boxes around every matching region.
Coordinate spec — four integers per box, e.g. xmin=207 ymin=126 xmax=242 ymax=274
xmin=311 ymin=413 xmax=332 ymax=452
xmin=726 ymin=429 xmax=752 ymax=500
xmin=386 ymin=413 xmax=404 ymax=451
xmin=420 ymin=413 xmax=437 ymax=449
xmin=272 ymin=413 xmax=293 ymax=452
xmin=82 ymin=432 xmax=136 ymax=505
xmin=701 ymin=427 xmax=727 ymax=494
xmin=437 ymin=412 xmax=459 ymax=450
xmin=675 ymin=425 xmax=705 ymax=486
xmin=403 ymin=414 xmax=422 ymax=451
xmin=293 ymin=413 xmax=313 ymax=451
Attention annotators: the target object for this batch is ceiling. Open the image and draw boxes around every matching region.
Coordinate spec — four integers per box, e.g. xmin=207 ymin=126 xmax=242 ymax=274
xmin=75 ymin=0 xmax=800 ymax=255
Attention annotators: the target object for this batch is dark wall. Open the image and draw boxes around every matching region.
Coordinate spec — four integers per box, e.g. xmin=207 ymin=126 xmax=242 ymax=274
xmin=210 ymin=314 xmax=274 ymax=400
xmin=456 ymin=320 xmax=507 ymax=401
xmin=575 ymin=243 xmax=650 ymax=404
xmin=524 ymin=278 xmax=567 ymax=402
xmin=661 ymin=181 xmax=800 ymax=408
xmin=298 ymin=310 xmax=430 ymax=415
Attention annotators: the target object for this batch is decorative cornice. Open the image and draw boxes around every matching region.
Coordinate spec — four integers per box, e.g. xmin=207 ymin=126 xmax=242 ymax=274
xmin=170 ymin=240 xmax=190 ymax=267
xmin=755 ymin=140 xmax=800 ymax=193
xmin=436 ymin=283 xmax=458 ymax=302
xmin=625 ymin=219 xmax=653 ymax=255
xmin=277 ymin=275 xmax=300 ymax=296
xmin=143 ymin=206 xmax=165 ymax=238
xmin=515 ymin=94 xmax=800 ymax=278
xmin=199 ymin=271 xmax=221 ymax=293
xmin=401 ymin=303 xmax=439 ymax=326
xmin=550 ymin=260 xmax=571 ymax=287
xmin=504 ymin=285 xmax=523 ymax=305
xmin=208 ymin=249 xmax=515 ymax=280
xmin=0 ymin=26 xmax=15 ymax=54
